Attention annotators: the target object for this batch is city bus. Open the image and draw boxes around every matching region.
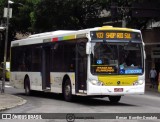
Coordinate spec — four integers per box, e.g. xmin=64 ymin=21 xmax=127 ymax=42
xmin=10 ymin=26 xmax=145 ymax=103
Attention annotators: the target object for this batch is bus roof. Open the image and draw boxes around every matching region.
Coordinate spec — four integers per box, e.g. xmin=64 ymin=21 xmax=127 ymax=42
xmin=11 ymin=26 xmax=141 ymax=47
xmin=28 ymin=30 xmax=76 ymax=38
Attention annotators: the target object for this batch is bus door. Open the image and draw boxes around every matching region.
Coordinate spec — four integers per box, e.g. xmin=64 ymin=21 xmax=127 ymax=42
xmin=75 ymin=41 xmax=87 ymax=93
xmin=42 ymin=47 xmax=51 ymax=91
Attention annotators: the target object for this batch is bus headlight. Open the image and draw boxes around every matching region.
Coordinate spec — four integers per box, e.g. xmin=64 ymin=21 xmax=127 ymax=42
xmin=138 ymin=80 xmax=144 ymax=85
xmin=89 ymin=80 xmax=103 ymax=86
xmin=133 ymin=80 xmax=144 ymax=86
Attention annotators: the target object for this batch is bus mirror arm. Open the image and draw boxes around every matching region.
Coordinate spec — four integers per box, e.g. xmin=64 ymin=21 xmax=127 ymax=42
xmin=144 ymin=50 xmax=146 ymax=60
xmin=86 ymin=42 xmax=91 ymax=54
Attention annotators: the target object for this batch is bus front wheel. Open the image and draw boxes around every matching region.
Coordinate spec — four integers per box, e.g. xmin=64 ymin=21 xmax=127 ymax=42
xmin=63 ymin=79 xmax=72 ymax=102
xmin=108 ymin=96 xmax=121 ymax=103
xmin=24 ymin=77 xmax=31 ymax=95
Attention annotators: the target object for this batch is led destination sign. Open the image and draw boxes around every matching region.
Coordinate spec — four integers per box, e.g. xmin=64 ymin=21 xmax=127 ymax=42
xmin=91 ymin=31 xmax=141 ymax=41
xmin=92 ymin=65 xmax=117 ymax=74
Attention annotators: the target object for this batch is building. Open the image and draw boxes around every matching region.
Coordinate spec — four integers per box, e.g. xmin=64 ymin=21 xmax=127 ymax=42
xmin=142 ymin=21 xmax=160 ymax=84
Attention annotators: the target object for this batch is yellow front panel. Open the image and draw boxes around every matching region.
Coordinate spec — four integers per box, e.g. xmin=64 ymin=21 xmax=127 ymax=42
xmin=98 ymin=75 xmax=138 ymax=86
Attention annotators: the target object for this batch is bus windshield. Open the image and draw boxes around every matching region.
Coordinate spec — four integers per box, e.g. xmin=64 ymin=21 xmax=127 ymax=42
xmin=91 ymin=41 xmax=143 ymax=75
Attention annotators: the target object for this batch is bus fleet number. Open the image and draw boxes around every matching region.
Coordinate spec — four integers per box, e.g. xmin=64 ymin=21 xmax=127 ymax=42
xmin=96 ymin=32 xmax=104 ymax=38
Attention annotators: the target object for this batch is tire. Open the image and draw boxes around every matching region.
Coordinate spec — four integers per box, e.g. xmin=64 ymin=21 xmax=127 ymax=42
xmin=24 ymin=77 xmax=31 ymax=95
xmin=108 ymin=96 xmax=121 ymax=103
xmin=63 ymin=79 xmax=72 ymax=102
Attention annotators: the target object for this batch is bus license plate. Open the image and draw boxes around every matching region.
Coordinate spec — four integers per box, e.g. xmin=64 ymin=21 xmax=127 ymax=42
xmin=114 ymin=88 xmax=123 ymax=92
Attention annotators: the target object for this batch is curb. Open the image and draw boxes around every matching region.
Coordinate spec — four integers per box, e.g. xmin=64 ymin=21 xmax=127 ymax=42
xmin=0 ymin=94 xmax=27 ymax=111
xmin=145 ymin=83 xmax=159 ymax=92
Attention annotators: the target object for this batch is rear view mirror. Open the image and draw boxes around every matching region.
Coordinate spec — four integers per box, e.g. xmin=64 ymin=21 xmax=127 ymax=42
xmin=86 ymin=42 xmax=91 ymax=54
xmin=144 ymin=50 xmax=146 ymax=60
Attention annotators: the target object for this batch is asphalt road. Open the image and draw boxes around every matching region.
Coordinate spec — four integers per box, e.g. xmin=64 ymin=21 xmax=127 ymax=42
xmin=1 ymin=83 xmax=160 ymax=122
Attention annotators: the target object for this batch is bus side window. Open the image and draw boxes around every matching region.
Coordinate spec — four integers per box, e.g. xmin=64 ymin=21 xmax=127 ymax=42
xmin=16 ymin=47 xmax=26 ymax=71
xmin=51 ymin=43 xmax=64 ymax=72
xmin=25 ymin=49 xmax=32 ymax=71
xmin=63 ymin=43 xmax=75 ymax=72
xmin=31 ymin=47 xmax=42 ymax=71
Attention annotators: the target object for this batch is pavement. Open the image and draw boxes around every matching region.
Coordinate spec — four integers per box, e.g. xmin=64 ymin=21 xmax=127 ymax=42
xmin=0 ymin=81 xmax=159 ymax=112
xmin=0 ymin=81 xmax=26 ymax=111
xmin=0 ymin=93 xmax=27 ymax=111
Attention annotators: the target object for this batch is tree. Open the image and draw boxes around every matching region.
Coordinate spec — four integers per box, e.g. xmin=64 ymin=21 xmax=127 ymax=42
xmin=0 ymin=0 xmax=160 ymax=62
xmin=110 ymin=0 xmax=160 ymax=29
xmin=0 ymin=0 xmax=41 ymax=62
xmin=10 ymin=0 xmax=40 ymax=34
xmin=32 ymin=0 xmax=111 ymax=33
xmin=0 ymin=0 xmax=7 ymax=62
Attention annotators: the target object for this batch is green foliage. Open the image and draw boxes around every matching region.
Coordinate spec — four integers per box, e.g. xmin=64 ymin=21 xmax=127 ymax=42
xmin=1 ymin=0 xmax=160 ymax=35
xmin=10 ymin=0 xmax=40 ymax=34
xmin=0 ymin=0 xmax=159 ymax=62
xmin=32 ymin=0 xmax=110 ymax=32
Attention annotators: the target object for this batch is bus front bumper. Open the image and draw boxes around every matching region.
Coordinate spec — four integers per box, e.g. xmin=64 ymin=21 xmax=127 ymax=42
xmin=87 ymin=82 xmax=145 ymax=96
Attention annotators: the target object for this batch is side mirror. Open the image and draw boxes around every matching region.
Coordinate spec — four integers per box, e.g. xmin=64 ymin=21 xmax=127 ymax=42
xmin=86 ymin=42 xmax=91 ymax=54
xmin=143 ymin=43 xmax=146 ymax=59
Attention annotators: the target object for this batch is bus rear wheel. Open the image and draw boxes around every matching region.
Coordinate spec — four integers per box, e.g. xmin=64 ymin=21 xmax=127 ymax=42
xmin=63 ymin=79 xmax=72 ymax=102
xmin=108 ymin=96 xmax=121 ymax=103
xmin=24 ymin=77 xmax=31 ymax=95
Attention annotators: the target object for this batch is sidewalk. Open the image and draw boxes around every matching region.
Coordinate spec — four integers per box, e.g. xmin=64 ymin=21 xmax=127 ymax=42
xmin=0 ymin=80 xmax=25 ymax=111
xmin=145 ymin=81 xmax=159 ymax=92
xmin=0 ymin=93 xmax=26 ymax=111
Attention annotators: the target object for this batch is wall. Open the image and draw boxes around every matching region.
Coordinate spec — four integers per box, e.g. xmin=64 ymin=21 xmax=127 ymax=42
xmin=142 ymin=29 xmax=160 ymax=84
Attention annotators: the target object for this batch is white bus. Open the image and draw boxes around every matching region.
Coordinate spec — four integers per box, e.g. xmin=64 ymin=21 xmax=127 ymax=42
xmin=10 ymin=26 xmax=145 ymax=103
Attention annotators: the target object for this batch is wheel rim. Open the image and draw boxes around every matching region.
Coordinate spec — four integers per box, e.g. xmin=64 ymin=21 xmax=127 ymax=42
xmin=65 ymin=84 xmax=71 ymax=96
xmin=25 ymin=85 xmax=29 ymax=94
xmin=26 ymin=85 xmax=29 ymax=93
